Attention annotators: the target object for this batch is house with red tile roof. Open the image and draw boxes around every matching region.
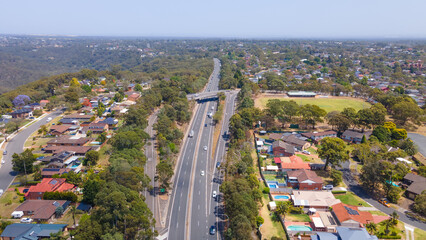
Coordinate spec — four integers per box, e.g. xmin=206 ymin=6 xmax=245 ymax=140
xmin=331 ymin=203 xmax=374 ymax=228
xmin=287 ymin=169 xmax=323 ymax=190
xmin=280 ymin=155 xmax=310 ymax=171
xmin=25 ymin=178 xmax=75 ymax=200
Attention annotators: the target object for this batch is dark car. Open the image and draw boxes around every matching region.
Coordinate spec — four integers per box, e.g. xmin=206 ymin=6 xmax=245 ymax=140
xmin=216 ymin=162 xmax=220 ymax=168
xmin=3 ymin=151 xmax=7 ymax=155
xmin=205 ymin=123 xmax=208 ymax=127
xmin=209 ymin=225 xmax=216 ymax=235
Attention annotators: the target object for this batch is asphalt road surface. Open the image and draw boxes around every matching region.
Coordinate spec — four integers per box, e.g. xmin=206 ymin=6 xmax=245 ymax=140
xmin=167 ymin=58 xmax=221 ymax=239
xmin=407 ymin=133 xmax=426 ymax=157
xmin=0 ymin=111 xmax=62 ymax=192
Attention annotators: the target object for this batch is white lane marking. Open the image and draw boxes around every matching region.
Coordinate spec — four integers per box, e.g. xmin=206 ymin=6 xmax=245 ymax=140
xmin=176 ymin=222 xmax=179 ymax=228
xmin=179 ymin=206 xmax=181 ymax=212
xmin=198 ymin=205 xmax=200 ymax=210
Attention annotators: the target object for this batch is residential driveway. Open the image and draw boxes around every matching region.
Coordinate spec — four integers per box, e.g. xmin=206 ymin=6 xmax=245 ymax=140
xmin=407 ymin=133 xmax=426 ymax=157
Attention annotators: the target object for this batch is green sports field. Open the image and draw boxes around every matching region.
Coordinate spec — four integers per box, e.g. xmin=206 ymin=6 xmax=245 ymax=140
xmin=255 ymin=96 xmax=370 ymax=113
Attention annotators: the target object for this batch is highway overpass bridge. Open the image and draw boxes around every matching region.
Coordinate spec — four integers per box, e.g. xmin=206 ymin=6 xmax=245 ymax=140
xmin=187 ymin=89 xmax=237 ymax=102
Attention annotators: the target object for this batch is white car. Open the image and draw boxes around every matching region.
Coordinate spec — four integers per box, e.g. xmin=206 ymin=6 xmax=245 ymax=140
xmin=20 ymin=218 xmax=33 ymax=223
xmin=322 ymin=185 xmax=334 ymax=190
xmin=203 ymin=146 xmax=207 ymax=151
xmin=200 ymin=170 xmax=205 ymax=176
xmin=302 ymin=150 xmax=311 ymax=155
xmin=212 ymin=191 xmax=217 ymax=198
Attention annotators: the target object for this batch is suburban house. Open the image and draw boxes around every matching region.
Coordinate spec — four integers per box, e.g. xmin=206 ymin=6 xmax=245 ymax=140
xmin=99 ymin=117 xmax=118 ymax=128
xmin=311 ymin=226 xmax=378 ymax=240
xmin=302 ymin=130 xmax=337 ymax=142
xmin=41 ymin=168 xmax=69 ymax=178
xmin=403 ymin=173 xmax=426 ymax=200
xmin=127 ymin=92 xmax=141 ymax=102
xmin=39 ymin=100 xmax=50 ymax=107
xmin=49 ymin=125 xmax=71 ymax=136
xmin=46 ymin=151 xmax=81 ymax=169
xmin=287 ymin=169 xmax=323 ymax=190
xmin=281 ymin=135 xmax=311 ymax=151
xmin=280 ymin=156 xmax=310 ymax=171
xmin=272 ymin=140 xmax=295 ymax=157
xmin=331 ymin=203 xmax=374 ymax=227
xmin=62 ymin=113 xmax=93 ymax=121
xmin=15 ymin=200 xmax=70 ymax=222
xmin=9 ymin=108 xmax=33 ymax=119
xmin=25 ymin=178 xmax=75 ymax=200
xmin=292 ymin=190 xmax=341 ymax=210
xmin=87 ymin=122 xmax=109 ymax=133
xmin=1 ymin=224 xmax=67 ymax=240
xmin=47 ymin=136 xmax=91 ymax=147
xmin=341 ymin=130 xmax=372 ymax=144
xmin=43 ymin=145 xmax=93 ymax=155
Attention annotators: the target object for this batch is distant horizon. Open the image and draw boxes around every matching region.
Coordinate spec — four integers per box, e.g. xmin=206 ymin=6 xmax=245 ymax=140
xmin=2 ymin=0 xmax=426 ymax=39
xmin=2 ymin=33 xmax=426 ymax=42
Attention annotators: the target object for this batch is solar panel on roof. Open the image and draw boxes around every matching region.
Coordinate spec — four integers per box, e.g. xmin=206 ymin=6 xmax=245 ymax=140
xmin=344 ymin=206 xmax=359 ymax=215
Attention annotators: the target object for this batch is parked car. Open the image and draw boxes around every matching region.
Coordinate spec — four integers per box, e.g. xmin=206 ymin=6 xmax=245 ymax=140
xmin=3 ymin=150 xmax=7 ymax=155
xmin=302 ymin=150 xmax=311 ymax=155
xmin=216 ymin=162 xmax=221 ymax=168
xmin=209 ymin=225 xmax=216 ymax=235
xmin=212 ymin=191 xmax=217 ymax=198
xmin=322 ymin=185 xmax=333 ymax=190
xmin=379 ymin=198 xmax=390 ymax=207
xmin=20 ymin=218 xmax=33 ymax=223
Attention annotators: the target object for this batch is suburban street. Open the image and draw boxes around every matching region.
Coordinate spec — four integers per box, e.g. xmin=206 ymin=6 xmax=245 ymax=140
xmin=407 ymin=133 xmax=426 ymax=157
xmin=340 ymin=161 xmax=426 ymax=230
xmin=144 ymin=110 xmax=162 ymax=230
xmin=0 ymin=111 xmax=62 ymax=192
xmin=167 ymin=58 xmax=222 ymax=240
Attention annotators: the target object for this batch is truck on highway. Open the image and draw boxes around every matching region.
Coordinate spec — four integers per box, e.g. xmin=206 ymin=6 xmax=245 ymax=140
xmin=189 ymin=130 xmax=194 ymax=138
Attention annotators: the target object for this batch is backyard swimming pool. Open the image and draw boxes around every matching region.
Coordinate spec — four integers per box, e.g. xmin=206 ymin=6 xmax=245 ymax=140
xmin=287 ymin=225 xmax=312 ymax=231
xmin=268 ymin=184 xmax=277 ymax=188
xmin=274 ymin=195 xmax=290 ymax=200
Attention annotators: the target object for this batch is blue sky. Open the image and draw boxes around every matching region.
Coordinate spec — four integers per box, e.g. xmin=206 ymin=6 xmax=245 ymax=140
xmin=1 ymin=0 xmax=425 ymax=38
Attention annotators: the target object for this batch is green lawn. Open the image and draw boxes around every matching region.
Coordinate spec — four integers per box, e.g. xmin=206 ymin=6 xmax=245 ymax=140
xmin=334 ymin=191 xmax=370 ymax=207
xmin=260 ymin=194 xmax=286 ymax=239
xmin=256 ymin=97 xmax=370 ymax=113
xmin=296 ymin=154 xmax=310 ymax=162
xmin=368 ymin=211 xmax=388 ymax=216
xmin=415 ymin=227 xmax=426 ymax=240
xmin=0 ymin=191 xmax=23 ymax=218
xmin=264 ymin=174 xmax=286 ymax=183
xmin=285 ymin=213 xmax=311 ymax=222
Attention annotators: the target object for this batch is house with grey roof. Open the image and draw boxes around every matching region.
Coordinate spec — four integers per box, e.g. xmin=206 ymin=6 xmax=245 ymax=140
xmin=1 ymin=223 xmax=67 ymax=240
xmin=311 ymin=226 xmax=378 ymax=240
xmin=403 ymin=173 xmax=426 ymax=200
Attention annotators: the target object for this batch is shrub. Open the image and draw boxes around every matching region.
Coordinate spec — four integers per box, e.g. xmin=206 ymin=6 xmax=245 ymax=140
xmin=262 ymin=187 xmax=270 ymax=194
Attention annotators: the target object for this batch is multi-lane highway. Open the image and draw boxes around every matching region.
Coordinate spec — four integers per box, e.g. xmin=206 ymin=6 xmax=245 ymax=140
xmin=0 ymin=111 xmax=62 ymax=192
xmin=167 ymin=58 xmax=232 ymax=239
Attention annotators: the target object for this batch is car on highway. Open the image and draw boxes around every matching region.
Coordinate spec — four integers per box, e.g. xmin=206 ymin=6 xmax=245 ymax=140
xmin=212 ymin=191 xmax=217 ymax=198
xmin=1 ymin=160 xmax=5 ymax=164
xmin=205 ymin=123 xmax=207 ymax=127
xmin=211 ymin=106 xmax=214 ymax=110
xmin=322 ymin=185 xmax=333 ymax=190
xmin=189 ymin=130 xmax=194 ymax=138
xmin=200 ymin=170 xmax=205 ymax=176
xmin=20 ymin=218 xmax=33 ymax=223
xmin=209 ymin=225 xmax=216 ymax=235
xmin=3 ymin=150 xmax=6 ymax=155
xmin=203 ymin=146 xmax=207 ymax=151
xmin=379 ymin=198 xmax=390 ymax=207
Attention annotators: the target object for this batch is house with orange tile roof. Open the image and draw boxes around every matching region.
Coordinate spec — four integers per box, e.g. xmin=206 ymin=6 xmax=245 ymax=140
xmin=331 ymin=203 xmax=374 ymax=228
xmin=280 ymin=155 xmax=310 ymax=171
xmin=25 ymin=178 xmax=75 ymax=200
